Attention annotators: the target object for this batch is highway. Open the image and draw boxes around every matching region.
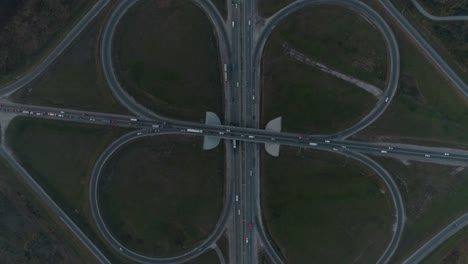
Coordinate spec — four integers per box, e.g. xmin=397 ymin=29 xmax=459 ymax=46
xmin=2 ymin=0 xmax=468 ymax=263
xmin=99 ymin=0 xmax=402 ymax=261
xmin=4 ymin=100 xmax=468 ymax=166
xmin=0 ymin=0 xmax=111 ymax=98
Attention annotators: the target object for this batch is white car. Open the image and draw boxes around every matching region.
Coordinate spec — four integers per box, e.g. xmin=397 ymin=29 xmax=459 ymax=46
xmin=425 ymin=154 xmax=430 ymax=157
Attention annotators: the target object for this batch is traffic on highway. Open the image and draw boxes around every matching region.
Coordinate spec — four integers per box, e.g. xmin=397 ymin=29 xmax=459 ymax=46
xmin=2 ymin=0 xmax=468 ymax=263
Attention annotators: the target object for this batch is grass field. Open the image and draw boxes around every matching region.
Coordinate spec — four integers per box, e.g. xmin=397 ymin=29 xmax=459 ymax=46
xmin=271 ymin=6 xmax=388 ymax=87
xmin=262 ymin=6 xmax=384 ymax=134
xmin=12 ymin=0 xmax=127 ymax=114
xmin=0 ymin=0 xmax=97 ymax=86
xmin=187 ymin=250 xmax=220 ymax=264
xmin=99 ymin=135 xmax=224 ymax=257
xmin=422 ymin=226 xmax=468 ymax=264
xmin=354 ymin=0 xmax=468 ymax=149
xmin=6 ymin=117 xmax=135 ymax=264
xmin=262 ymin=148 xmax=392 ymax=263
xmin=374 ymin=157 xmax=468 ymax=263
xmin=257 ymin=0 xmax=295 ymax=17
xmin=114 ymin=0 xmax=223 ymax=121
xmin=0 ymin=158 xmax=95 ymax=263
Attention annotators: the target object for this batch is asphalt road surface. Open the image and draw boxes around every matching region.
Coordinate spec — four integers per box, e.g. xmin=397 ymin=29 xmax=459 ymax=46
xmin=2 ymin=0 xmax=468 ymax=263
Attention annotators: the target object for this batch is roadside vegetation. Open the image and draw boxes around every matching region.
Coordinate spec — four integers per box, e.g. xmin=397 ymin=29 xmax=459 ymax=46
xmin=262 ymin=148 xmax=392 ymax=263
xmin=114 ymin=0 xmax=223 ymax=121
xmin=0 ymin=0 xmax=96 ymax=85
xmin=6 ymin=117 xmax=135 ymax=263
xmin=374 ymin=157 xmax=468 ymax=263
xmin=0 ymin=158 xmax=95 ymax=263
xmin=211 ymin=0 xmax=227 ymax=19
xmin=99 ymin=135 xmax=224 ymax=257
xmin=12 ymin=0 xmax=127 ymax=114
xmin=416 ymin=0 xmax=468 ymax=16
xmin=354 ymin=1 xmax=468 ymax=149
xmin=390 ymin=0 xmax=468 ymax=83
xmin=422 ymin=225 xmax=468 ymax=264
xmin=262 ymin=6 xmax=385 ymax=134
xmin=257 ymin=0 xmax=295 ymax=17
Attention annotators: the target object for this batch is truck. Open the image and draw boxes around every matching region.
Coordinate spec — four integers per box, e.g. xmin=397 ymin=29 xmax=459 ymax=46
xmin=233 ymin=139 xmax=237 ymax=149
xmin=22 ymin=110 xmax=29 ymax=114
xmin=187 ymin=128 xmax=203 ymax=133
xmin=130 ymin=118 xmax=138 ymax=122
xmin=309 ymin=142 xmax=317 ymax=146
xmin=152 ymin=124 xmax=160 ymax=128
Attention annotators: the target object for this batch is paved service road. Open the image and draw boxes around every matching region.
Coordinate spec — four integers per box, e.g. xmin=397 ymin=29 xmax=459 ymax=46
xmin=0 ymin=0 xmax=111 ymax=98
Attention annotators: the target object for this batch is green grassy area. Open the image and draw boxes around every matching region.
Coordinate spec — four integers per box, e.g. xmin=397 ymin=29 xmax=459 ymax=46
xmin=186 ymin=250 xmax=220 ymax=264
xmin=354 ymin=1 xmax=468 ymax=149
xmin=389 ymin=0 xmax=468 ymax=84
xmin=422 ymin=226 xmax=468 ymax=264
xmin=211 ymin=0 xmax=227 ymax=19
xmin=12 ymin=0 xmax=127 ymax=114
xmin=0 ymin=158 xmax=96 ymax=263
xmin=114 ymin=0 xmax=223 ymax=121
xmin=6 ymin=117 xmax=135 ymax=264
xmin=257 ymin=0 xmax=295 ymax=17
xmin=373 ymin=157 xmax=468 ymax=263
xmin=272 ymin=6 xmax=388 ymax=87
xmin=0 ymin=0 xmax=98 ymax=86
xmin=262 ymin=148 xmax=392 ymax=263
xmin=262 ymin=6 xmax=383 ymax=134
xmin=99 ymin=135 xmax=224 ymax=257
